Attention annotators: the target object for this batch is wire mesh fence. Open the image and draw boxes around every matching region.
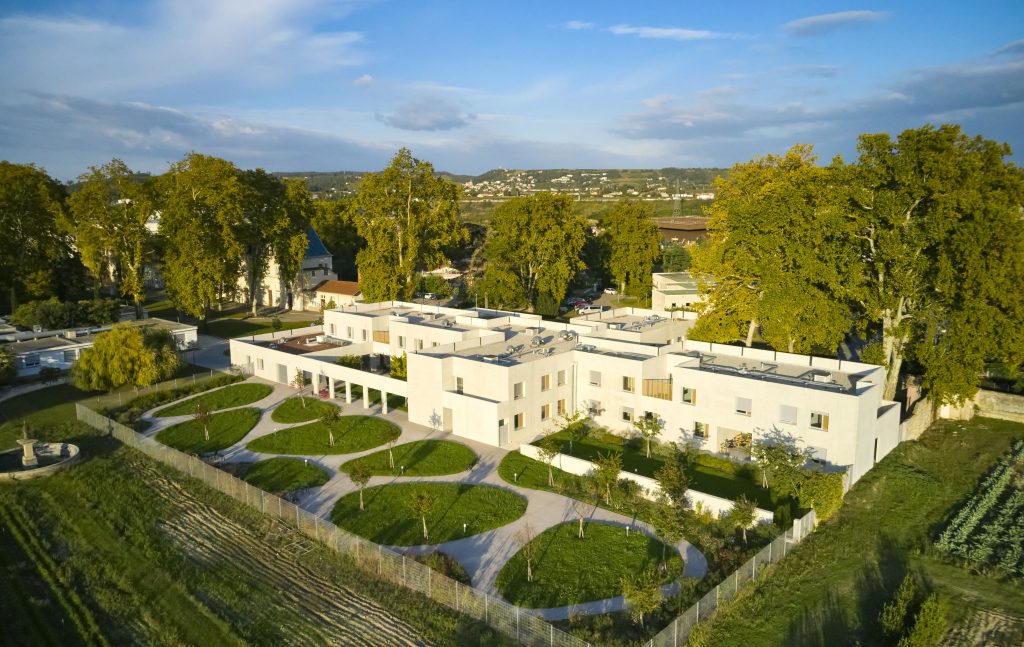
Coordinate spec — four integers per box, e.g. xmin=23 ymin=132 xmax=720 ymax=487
xmin=645 ymin=508 xmax=817 ymax=647
xmin=80 ymin=364 xmax=253 ymax=412
xmin=75 ymin=403 xmax=589 ymax=647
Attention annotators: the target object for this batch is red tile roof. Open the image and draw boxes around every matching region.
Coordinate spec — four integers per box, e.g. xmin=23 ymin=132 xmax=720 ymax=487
xmin=314 ymin=280 xmax=361 ymax=296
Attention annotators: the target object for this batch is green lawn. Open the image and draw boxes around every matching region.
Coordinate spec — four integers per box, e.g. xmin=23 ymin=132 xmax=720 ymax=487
xmin=205 ymin=318 xmax=317 ymax=339
xmin=350 ymin=385 xmax=408 ymax=412
xmin=496 ymin=521 xmax=683 ymax=608
xmin=340 ymin=440 xmax=477 ymax=476
xmin=270 ymin=396 xmax=340 ymax=423
xmin=0 ymin=383 xmax=98 ymax=450
xmin=153 ymin=383 xmax=273 ymax=417
xmin=239 ymin=457 xmax=330 ymax=495
xmin=541 ymin=430 xmax=778 ymax=509
xmin=155 ymin=407 xmax=261 ymax=453
xmin=247 ymin=416 xmax=400 ymax=455
xmin=331 ymin=482 xmax=527 ymax=546
xmin=695 ymin=417 xmax=1024 ymax=646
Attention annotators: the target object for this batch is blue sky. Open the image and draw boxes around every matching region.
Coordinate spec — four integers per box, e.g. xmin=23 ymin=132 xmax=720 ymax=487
xmin=0 ymin=0 xmax=1021 ymax=179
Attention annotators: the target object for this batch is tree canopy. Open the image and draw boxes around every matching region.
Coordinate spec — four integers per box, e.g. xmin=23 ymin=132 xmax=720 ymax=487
xmin=72 ymin=324 xmax=180 ymax=391
xmin=355 ymin=149 xmax=466 ymax=301
xmin=603 ymin=199 xmax=662 ymax=297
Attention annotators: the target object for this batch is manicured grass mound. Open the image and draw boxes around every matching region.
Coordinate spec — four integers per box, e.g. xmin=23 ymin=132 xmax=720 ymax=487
xmin=153 ymin=383 xmax=273 ymax=417
xmin=155 ymin=407 xmax=261 ymax=453
xmin=240 ymin=457 xmax=330 ymax=495
xmin=270 ymin=397 xmax=340 ymax=423
xmin=331 ymin=482 xmax=526 ymax=546
xmin=340 ymin=440 xmax=477 ymax=476
xmin=496 ymin=521 xmax=682 ymax=608
xmin=205 ymin=318 xmax=317 ymax=339
xmin=247 ymin=416 xmax=399 ymax=455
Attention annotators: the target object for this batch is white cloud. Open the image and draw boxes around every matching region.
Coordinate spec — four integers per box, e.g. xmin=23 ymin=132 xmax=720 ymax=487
xmin=996 ymin=39 xmax=1024 ymax=57
xmin=564 ymin=20 xmax=594 ymax=30
xmin=783 ymin=11 xmax=888 ymax=38
xmin=609 ymin=24 xmax=719 ymax=41
xmin=353 ymin=74 xmax=375 ymax=86
xmin=376 ymin=97 xmax=476 ymax=131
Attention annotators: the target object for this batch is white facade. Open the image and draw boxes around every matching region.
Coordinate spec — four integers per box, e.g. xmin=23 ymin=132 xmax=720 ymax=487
xmin=229 ymin=301 xmax=899 ymax=485
xmin=651 ymin=271 xmax=703 ymax=311
xmin=238 ymin=226 xmax=337 ymax=312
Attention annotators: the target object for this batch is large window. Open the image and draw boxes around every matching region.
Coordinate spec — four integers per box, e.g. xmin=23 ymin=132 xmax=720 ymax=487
xmin=735 ymin=397 xmax=752 ymax=416
xmin=780 ymin=405 xmax=798 ymax=425
xmin=681 ymin=386 xmax=696 ymax=405
xmin=622 ymin=407 xmax=634 ymax=422
xmin=810 ymin=411 xmax=830 ymax=431
xmin=540 ymin=404 xmax=550 ymax=421
xmin=693 ymin=421 xmax=708 ymax=439
xmin=589 ymin=370 xmax=602 ymax=387
xmin=541 ymin=374 xmax=551 ymax=391
xmin=557 ymin=370 xmax=567 ymax=386
xmin=513 ymin=382 xmax=525 ymax=400
xmin=514 ymin=413 xmax=524 ymax=429
xmin=622 ymin=376 xmax=636 ymax=393
xmin=557 ymin=399 xmax=566 ymax=416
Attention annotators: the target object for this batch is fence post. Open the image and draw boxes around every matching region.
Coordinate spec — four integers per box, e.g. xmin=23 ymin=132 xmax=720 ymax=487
xmin=456 ymin=581 xmax=459 ymax=612
xmin=402 ymin=555 xmax=407 ymax=586
xmin=485 ymin=593 xmax=489 ymax=623
xmin=516 ymin=607 xmax=520 ymax=642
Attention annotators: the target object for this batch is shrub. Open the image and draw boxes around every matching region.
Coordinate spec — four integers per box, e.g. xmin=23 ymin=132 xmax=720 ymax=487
xmin=880 ymin=574 xmax=918 ymax=639
xmin=413 ymin=551 xmax=470 ymax=585
xmin=799 ymin=471 xmax=845 ymax=521
xmin=10 ymin=297 xmax=120 ymax=330
xmin=337 ymin=355 xmax=363 ymax=369
xmin=104 ymin=373 xmax=243 ymax=428
xmin=897 ymin=593 xmax=948 ymax=647
xmin=390 ymin=353 xmax=407 ymax=380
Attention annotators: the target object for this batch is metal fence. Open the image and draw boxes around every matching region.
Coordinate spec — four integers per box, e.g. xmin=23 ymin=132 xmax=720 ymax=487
xmin=81 ymin=365 xmax=252 ymax=412
xmin=75 ymin=403 xmax=588 ymax=647
xmin=644 ymin=508 xmax=818 ymax=647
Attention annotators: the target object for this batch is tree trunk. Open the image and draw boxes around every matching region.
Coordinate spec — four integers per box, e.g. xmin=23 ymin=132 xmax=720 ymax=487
xmin=745 ymin=318 xmax=757 ymax=347
xmin=329 ymin=430 xmax=335 ymax=447
xmin=359 ymin=488 xmax=364 ymax=511
xmin=547 ymin=465 xmax=554 ymax=487
xmin=788 ymin=338 xmax=795 ymax=353
xmin=578 ymin=516 xmax=585 ymax=539
xmin=9 ymin=286 xmax=17 ymax=314
xmin=660 ymin=542 xmax=667 ymax=572
xmin=742 ymin=526 xmax=748 ymax=545
xmin=389 ymin=448 xmax=395 ymax=469
xmin=884 ymin=351 xmax=904 ymax=401
xmin=527 ymin=559 xmax=533 ymax=583
xmin=204 ymin=424 xmax=209 ymax=441
xmin=647 ymin=438 xmax=652 ymax=459
xmin=421 ymin=515 xmax=428 ymax=541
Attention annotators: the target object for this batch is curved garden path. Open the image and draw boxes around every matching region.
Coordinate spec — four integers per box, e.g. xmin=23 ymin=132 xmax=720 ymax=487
xmin=140 ymin=377 xmax=709 ymax=621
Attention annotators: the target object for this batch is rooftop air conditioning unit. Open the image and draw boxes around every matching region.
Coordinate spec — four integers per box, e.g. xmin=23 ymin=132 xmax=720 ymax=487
xmin=444 ymin=320 xmax=453 ymax=328
xmin=608 ymin=322 xmax=624 ymax=330
xmin=482 ymin=354 xmax=499 ymax=362
xmin=531 ymin=335 xmax=543 ymax=347
xmin=812 ymin=370 xmax=833 ymax=383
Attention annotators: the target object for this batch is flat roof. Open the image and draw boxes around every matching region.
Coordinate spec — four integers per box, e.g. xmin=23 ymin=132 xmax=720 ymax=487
xmin=673 ymin=350 xmax=857 ymax=393
xmin=435 ymin=326 xmax=579 ymax=366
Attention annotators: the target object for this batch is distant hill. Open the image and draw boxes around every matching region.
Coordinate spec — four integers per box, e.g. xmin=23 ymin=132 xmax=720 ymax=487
xmin=273 ymin=167 xmax=727 ymax=200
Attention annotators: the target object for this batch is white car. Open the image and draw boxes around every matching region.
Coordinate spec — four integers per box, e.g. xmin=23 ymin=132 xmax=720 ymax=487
xmin=577 ymin=305 xmax=610 ymax=315
xmin=603 ymin=287 xmax=618 ymax=295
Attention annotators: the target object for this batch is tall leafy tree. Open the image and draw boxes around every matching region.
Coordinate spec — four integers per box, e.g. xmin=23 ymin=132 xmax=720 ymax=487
xmin=67 ymin=159 xmax=155 ymax=314
xmin=850 ymin=125 xmax=1024 ymax=403
xmin=0 ymin=162 xmax=68 ymax=313
xmin=312 ymin=197 xmax=364 ymax=281
xmin=603 ymin=199 xmax=662 ymax=297
xmin=691 ymin=145 xmax=858 ymax=353
xmin=480 ymin=192 xmax=586 ymax=311
xmin=71 ymin=324 xmax=179 ymax=391
xmin=355 ymin=149 xmax=466 ymax=301
xmin=159 ymin=153 xmax=245 ymax=319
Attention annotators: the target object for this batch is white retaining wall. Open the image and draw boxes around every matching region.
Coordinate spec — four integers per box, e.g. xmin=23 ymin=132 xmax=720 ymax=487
xmin=519 ymin=444 xmax=775 ymax=523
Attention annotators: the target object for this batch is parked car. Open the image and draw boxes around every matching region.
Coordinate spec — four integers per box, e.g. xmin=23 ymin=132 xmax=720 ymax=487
xmin=577 ymin=305 xmax=610 ymax=315
xmin=423 ymin=292 xmax=437 ymax=300
xmin=603 ymin=287 xmax=618 ymax=295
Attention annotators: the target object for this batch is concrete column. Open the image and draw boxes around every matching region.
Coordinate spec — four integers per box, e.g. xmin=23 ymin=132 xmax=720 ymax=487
xmin=345 ymin=382 xmax=352 ymax=404
xmin=362 ymin=385 xmax=370 ymax=409
xmin=381 ymin=391 xmax=389 ymax=415
xmin=328 ymin=376 xmax=335 ymax=400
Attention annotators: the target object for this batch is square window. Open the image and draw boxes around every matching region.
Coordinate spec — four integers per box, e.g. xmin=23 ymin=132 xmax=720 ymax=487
xmin=541 ymin=404 xmax=550 ymax=421
xmin=588 ymin=401 xmax=602 ymax=416
xmin=514 ymin=413 xmax=524 ymax=430
xmin=810 ymin=411 xmax=829 ymax=431
xmin=589 ymin=370 xmax=602 ymax=387
xmin=693 ymin=421 xmax=708 ymax=439
xmin=513 ymin=382 xmax=525 ymax=400
xmin=622 ymin=407 xmax=634 ymax=422
xmin=780 ymin=405 xmax=798 ymax=425
xmin=557 ymin=370 xmax=566 ymax=386
xmin=681 ymin=387 xmax=696 ymax=405
xmin=541 ymin=374 xmax=551 ymax=391
xmin=622 ymin=376 xmax=635 ymax=392
xmin=557 ymin=399 xmax=566 ymax=416
xmin=735 ymin=397 xmax=752 ymax=416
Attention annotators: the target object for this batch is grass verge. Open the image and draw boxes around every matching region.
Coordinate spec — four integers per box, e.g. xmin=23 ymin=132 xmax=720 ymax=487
xmin=153 ymin=383 xmax=273 ymax=417
xmin=205 ymin=318 xmax=316 ymax=339
xmin=331 ymin=482 xmax=527 ymax=546
xmin=340 ymin=440 xmax=477 ymax=476
xmin=155 ymin=407 xmax=261 ymax=453
xmin=497 ymin=521 xmax=683 ymax=608
xmin=247 ymin=416 xmax=400 ymax=455
xmin=270 ymin=396 xmax=339 ymax=423
xmin=693 ymin=417 xmax=1024 ymax=646
xmin=239 ymin=457 xmax=330 ymax=495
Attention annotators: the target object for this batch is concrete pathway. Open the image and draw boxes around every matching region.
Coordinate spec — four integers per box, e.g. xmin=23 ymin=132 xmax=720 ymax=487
xmin=0 ymin=377 xmax=69 ymax=404
xmin=188 ymin=334 xmax=232 ymax=370
xmin=139 ymin=380 xmax=709 ymax=621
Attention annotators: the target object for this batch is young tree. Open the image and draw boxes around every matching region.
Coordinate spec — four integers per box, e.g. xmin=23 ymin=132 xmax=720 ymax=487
xmin=406 ymin=489 xmax=437 ymax=543
xmin=729 ymin=495 xmax=757 ymax=544
xmin=348 ymin=462 xmax=373 ymax=511
xmin=621 ymin=568 xmax=663 ymax=630
xmin=604 ymin=199 xmax=662 ymax=297
xmin=355 ymin=149 xmax=466 ymax=301
xmin=72 ymin=324 xmax=179 ymax=391
xmin=651 ymin=497 xmax=685 ymax=571
xmin=194 ymin=402 xmax=211 ymax=442
xmin=320 ymin=407 xmax=341 ymax=447
xmin=0 ymin=162 xmax=68 ymax=313
xmin=633 ymin=415 xmax=664 ymax=459
xmin=293 ymin=368 xmax=308 ymax=407
xmin=593 ymin=451 xmax=622 ymax=505
xmin=536 ymin=435 xmax=561 ymax=487
xmin=387 ymin=436 xmax=398 ymax=470
xmin=560 ymin=409 xmax=590 ymax=455
xmin=159 ymin=153 xmax=245 ymax=320
xmin=570 ymin=496 xmax=590 ymax=539
xmin=654 ymin=457 xmax=691 ymax=512
xmin=481 ymin=193 xmax=587 ymax=311
xmin=517 ymin=522 xmax=538 ymax=583
xmin=751 ymin=439 xmax=807 ymax=494
xmin=67 ymin=159 xmax=154 ymax=314
xmin=850 ymin=125 xmax=1024 ymax=403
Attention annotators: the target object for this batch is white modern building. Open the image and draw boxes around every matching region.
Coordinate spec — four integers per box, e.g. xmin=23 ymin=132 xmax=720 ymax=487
xmin=230 ymin=301 xmax=899 ymax=485
xmin=651 ymin=271 xmax=703 ymax=311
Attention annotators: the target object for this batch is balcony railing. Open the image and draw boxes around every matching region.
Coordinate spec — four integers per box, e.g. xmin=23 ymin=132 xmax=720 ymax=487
xmin=642 ymin=377 xmax=673 ymax=401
